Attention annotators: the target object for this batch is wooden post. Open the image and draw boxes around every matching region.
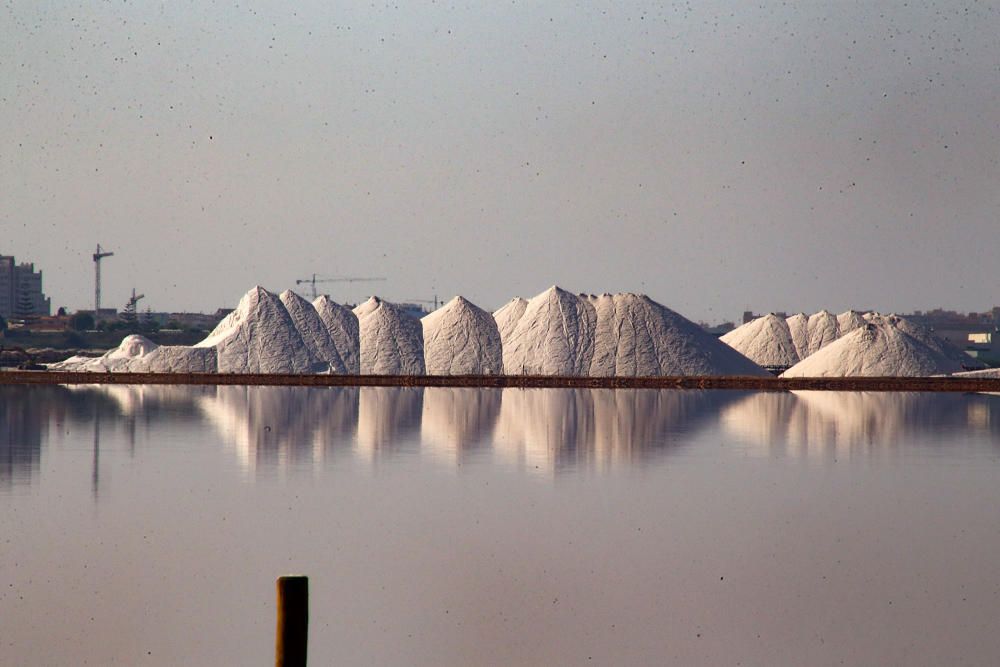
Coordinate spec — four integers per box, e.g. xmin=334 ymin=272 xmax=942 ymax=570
xmin=275 ymin=575 xmax=308 ymax=667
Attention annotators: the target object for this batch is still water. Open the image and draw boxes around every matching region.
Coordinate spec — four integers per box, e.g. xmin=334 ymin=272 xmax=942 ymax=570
xmin=3 ymin=385 xmax=1000 ymax=665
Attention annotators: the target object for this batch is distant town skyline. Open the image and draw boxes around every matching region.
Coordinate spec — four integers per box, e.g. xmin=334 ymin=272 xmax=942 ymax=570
xmin=3 ymin=2 xmax=998 ymax=322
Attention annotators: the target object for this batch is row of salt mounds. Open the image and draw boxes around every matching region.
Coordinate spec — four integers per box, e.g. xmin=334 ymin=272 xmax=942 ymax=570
xmin=497 ymin=286 xmax=768 ymax=377
xmin=195 ymin=286 xmax=322 ymax=373
xmin=279 ymin=290 xmax=349 ymax=373
xmin=721 ymin=309 xmax=870 ymax=367
xmin=421 ymin=296 xmax=502 ymax=375
xmin=314 ymin=295 xmax=361 ymax=374
xmin=782 ymin=314 xmax=981 ymax=377
xmin=353 ymin=297 xmax=425 ymax=375
xmin=48 ymin=335 xmax=216 ymax=373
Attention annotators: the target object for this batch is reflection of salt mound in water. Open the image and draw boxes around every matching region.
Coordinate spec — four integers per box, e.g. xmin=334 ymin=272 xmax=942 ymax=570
xmin=196 ymin=286 xmax=317 ymax=373
xmin=313 ymin=295 xmax=361 ymax=374
xmin=280 ymin=290 xmax=348 ymax=373
xmin=419 ymin=387 xmax=502 ymax=465
xmin=501 ymin=286 xmax=597 ymax=376
xmin=353 ymin=297 xmax=425 ymax=375
xmin=422 ymin=297 xmax=503 ymax=375
xmin=355 ymin=387 xmax=424 ymax=459
xmin=199 ymin=386 xmax=360 ymax=473
xmin=492 ymin=297 xmax=528 ymax=343
xmin=720 ymin=390 xmax=993 ymax=459
xmin=783 ymin=315 xmax=979 ymax=377
xmin=84 ymin=383 xmax=214 ymax=416
xmin=587 ymin=293 xmax=768 ymax=376
xmin=492 ymin=388 xmax=740 ymax=473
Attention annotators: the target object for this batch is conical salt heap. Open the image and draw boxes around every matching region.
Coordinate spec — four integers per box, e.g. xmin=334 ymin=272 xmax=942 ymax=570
xmin=493 ymin=297 xmax=528 ymax=343
xmin=195 ymin=286 xmax=317 ymax=373
xmin=501 ymin=286 xmax=597 ymax=376
xmin=313 ymin=295 xmax=361 ymax=374
xmin=422 ymin=296 xmax=502 ymax=375
xmin=587 ymin=293 xmax=769 ymax=376
xmin=782 ymin=314 xmax=979 ymax=377
xmin=786 ymin=313 xmax=810 ymax=359
xmin=720 ymin=313 xmax=801 ymax=368
xmin=280 ymin=290 xmax=348 ymax=373
xmin=805 ymin=310 xmax=839 ymax=355
xmin=353 ymin=297 xmax=425 ymax=375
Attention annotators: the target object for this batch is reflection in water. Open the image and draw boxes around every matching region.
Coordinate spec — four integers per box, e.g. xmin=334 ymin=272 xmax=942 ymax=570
xmin=199 ymin=386 xmax=360 ymax=473
xmin=5 ymin=386 xmax=1000 ymax=482
xmin=493 ymin=388 xmax=743 ymax=474
xmin=420 ymin=388 xmax=501 ymax=466
xmin=356 ymin=387 xmax=424 ymax=463
xmin=721 ymin=391 xmax=1000 ymax=460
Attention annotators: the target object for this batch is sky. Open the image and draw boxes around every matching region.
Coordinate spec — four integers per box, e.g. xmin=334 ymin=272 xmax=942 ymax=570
xmin=2 ymin=1 xmax=998 ymax=322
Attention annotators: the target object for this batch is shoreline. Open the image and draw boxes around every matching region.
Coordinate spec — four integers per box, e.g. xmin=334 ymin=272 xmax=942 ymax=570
xmin=2 ymin=370 xmax=1000 ymax=392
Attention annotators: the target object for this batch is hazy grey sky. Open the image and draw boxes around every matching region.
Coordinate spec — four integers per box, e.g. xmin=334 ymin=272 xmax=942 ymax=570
xmin=2 ymin=1 xmax=998 ymax=321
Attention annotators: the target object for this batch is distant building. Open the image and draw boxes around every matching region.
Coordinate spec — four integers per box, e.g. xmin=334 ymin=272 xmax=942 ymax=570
xmin=0 ymin=255 xmax=51 ymax=319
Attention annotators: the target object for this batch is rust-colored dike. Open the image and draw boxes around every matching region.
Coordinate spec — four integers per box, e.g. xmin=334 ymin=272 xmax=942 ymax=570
xmin=2 ymin=371 xmax=1000 ymax=392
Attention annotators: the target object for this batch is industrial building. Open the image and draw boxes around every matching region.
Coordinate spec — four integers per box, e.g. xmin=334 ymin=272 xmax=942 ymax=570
xmin=0 ymin=255 xmax=51 ymax=320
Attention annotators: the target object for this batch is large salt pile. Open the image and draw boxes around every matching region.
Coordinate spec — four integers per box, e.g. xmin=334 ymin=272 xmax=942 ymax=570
xmin=805 ymin=310 xmax=840 ymax=355
xmin=782 ymin=314 xmax=979 ymax=377
xmin=131 ymin=345 xmax=217 ymax=372
xmin=49 ymin=334 xmax=160 ymax=372
xmin=279 ymin=290 xmax=348 ymax=373
xmin=786 ymin=313 xmax=810 ymax=359
xmin=493 ymin=297 xmax=528 ymax=342
xmin=720 ymin=313 xmax=801 ymax=368
xmin=422 ymin=296 xmax=502 ymax=375
xmin=195 ymin=286 xmax=318 ymax=373
xmin=353 ymin=297 xmax=425 ymax=375
xmin=501 ymin=286 xmax=597 ymax=375
xmin=587 ymin=293 xmax=769 ymax=376
xmin=313 ymin=295 xmax=361 ymax=374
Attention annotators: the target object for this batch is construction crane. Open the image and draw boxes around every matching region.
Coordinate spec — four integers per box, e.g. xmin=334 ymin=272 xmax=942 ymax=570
xmin=121 ymin=288 xmax=145 ymax=324
xmin=93 ymin=244 xmax=114 ymax=314
xmin=294 ymin=274 xmax=386 ymax=300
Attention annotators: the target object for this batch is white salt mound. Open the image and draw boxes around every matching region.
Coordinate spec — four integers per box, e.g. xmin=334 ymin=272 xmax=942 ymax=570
xmin=952 ymin=367 xmax=1000 ymax=378
xmin=805 ymin=310 xmax=839 ymax=355
xmin=280 ymin=290 xmax=348 ymax=373
xmin=49 ymin=334 xmax=160 ymax=372
xmin=313 ymin=295 xmax=361 ymax=374
xmin=782 ymin=315 xmax=979 ymax=377
xmin=422 ymin=296 xmax=502 ymax=375
xmin=196 ymin=286 xmax=317 ymax=374
xmin=588 ymin=293 xmax=769 ymax=376
xmin=837 ymin=310 xmax=867 ymax=335
xmin=720 ymin=314 xmax=800 ymax=368
xmin=493 ymin=297 xmax=528 ymax=343
xmin=501 ymin=286 xmax=597 ymax=376
xmin=131 ymin=346 xmax=218 ymax=373
xmin=354 ymin=296 xmax=425 ymax=375
xmin=786 ymin=313 xmax=810 ymax=360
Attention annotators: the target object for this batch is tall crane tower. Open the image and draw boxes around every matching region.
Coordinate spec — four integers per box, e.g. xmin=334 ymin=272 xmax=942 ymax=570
xmin=295 ymin=274 xmax=386 ymax=300
xmin=93 ymin=244 xmax=114 ymax=314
